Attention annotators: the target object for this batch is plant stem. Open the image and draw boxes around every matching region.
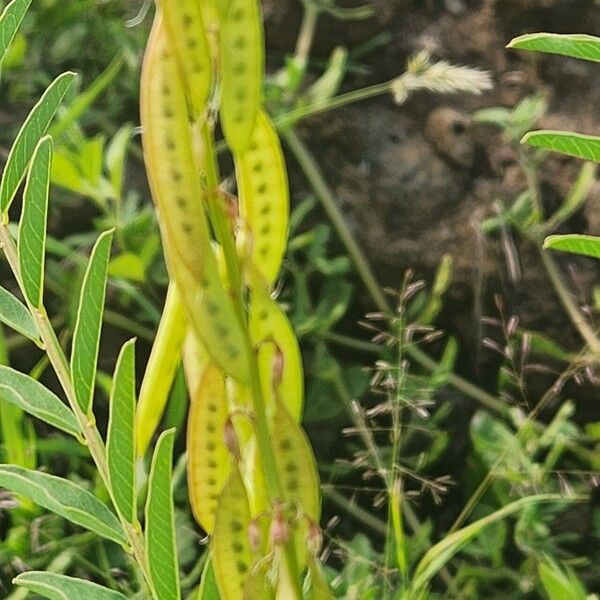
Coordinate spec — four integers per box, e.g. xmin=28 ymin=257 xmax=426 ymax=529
xmin=540 ymin=247 xmax=600 ymax=354
xmin=0 ymin=223 xmax=156 ymax=599
xmin=277 ymin=81 xmax=394 ymax=129
xmin=283 ymin=130 xmax=509 ymax=415
xmin=198 ymin=124 xmax=303 ymax=599
xmin=322 ymin=486 xmax=387 ymax=535
xmin=282 ymin=128 xmax=390 ymax=312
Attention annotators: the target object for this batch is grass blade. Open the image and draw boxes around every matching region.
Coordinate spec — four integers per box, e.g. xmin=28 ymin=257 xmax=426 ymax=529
xmin=0 ymin=464 xmax=126 ymax=544
xmin=522 ymin=130 xmax=600 ymax=162
xmin=411 ymin=494 xmax=580 ymax=594
xmin=107 ymin=339 xmax=136 ymax=524
xmin=49 ymin=53 xmax=124 ymax=140
xmin=146 ymin=428 xmax=180 ymax=600
xmin=71 ymin=230 xmax=113 ymax=414
xmin=0 ymin=71 xmax=76 ymax=213
xmin=544 ymin=234 xmax=600 ymax=259
xmin=13 ymin=571 xmax=128 ymax=600
xmin=0 ymin=285 xmax=38 ymax=341
xmin=0 ymin=0 xmax=32 ymax=65
xmin=508 ymin=33 xmax=600 ymax=63
xmin=0 ymin=365 xmax=79 ymax=436
xmin=18 ymin=135 xmax=52 ymax=308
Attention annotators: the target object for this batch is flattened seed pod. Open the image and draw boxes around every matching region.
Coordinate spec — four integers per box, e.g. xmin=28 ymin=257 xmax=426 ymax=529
xmin=236 ymin=111 xmax=289 ymax=285
xmin=219 ymin=0 xmax=264 ymax=154
xmin=212 ymin=467 xmax=254 ymax=599
xmin=140 ymin=15 xmax=210 ymax=283
xmin=272 ymin=401 xmax=321 ymax=568
xmin=142 ymin=17 xmax=251 ymax=383
xmin=187 ymin=363 xmax=231 ymax=533
xmin=163 ymin=230 xmax=251 ymax=383
xmin=249 ymin=281 xmax=303 ymax=421
xmin=159 ymin=0 xmax=212 ymax=118
xmin=272 ymin=402 xmax=320 ymax=520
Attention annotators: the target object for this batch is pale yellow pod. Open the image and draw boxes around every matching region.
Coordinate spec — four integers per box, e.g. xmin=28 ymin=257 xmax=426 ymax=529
xmin=249 ymin=281 xmax=303 ymax=421
xmin=272 ymin=401 xmax=321 ymax=568
xmin=159 ymin=0 xmax=212 ymax=117
xmin=141 ymin=16 xmax=250 ymax=383
xmin=187 ymin=363 xmax=231 ymax=533
xmin=236 ymin=111 xmax=289 ymax=285
xmin=136 ymin=282 xmax=187 ymax=456
xmin=163 ymin=231 xmax=251 ymax=383
xmin=219 ymin=0 xmax=264 ymax=154
xmin=140 ymin=14 xmax=211 ymax=282
xmin=212 ymin=467 xmax=254 ymax=599
xmin=182 ymin=329 xmax=207 ymax=398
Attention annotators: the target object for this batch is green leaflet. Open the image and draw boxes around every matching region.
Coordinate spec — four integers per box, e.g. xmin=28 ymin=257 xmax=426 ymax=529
xmin=0 ymin=71 xmax=76 ymax=213
xmin=0 ymin=365 xmax=79 ymax=436
xmin=0 ymin=465 xmax=126 ymax=544
xmin=0 ymin=0 xmax=32 ymax=65
xmin=544 ymin=234 xmax=600 ymax=259
xmin=107 ymin=339 xmax=136 ymax=524
xmin=522 ymin=131 xmax=600 ymax=163
xmin=13 ymin=571 xmax=128 ymax=600
xmin=0 ymin=285 xmax=38 ymax=341
xmin=146 ymin=428 xmax=180 ymax=600
xmin=18 ymin=135 xmax=52 ymax=308
xmin=71 ymin=230 xmax=113 ymax=414
xmin=508 ymin=33 xmax=600 ymax=63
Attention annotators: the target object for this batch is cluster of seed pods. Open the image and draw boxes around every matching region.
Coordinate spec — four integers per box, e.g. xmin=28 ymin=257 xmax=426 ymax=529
xmin=139 ymin=0 xmax=325 ymax=597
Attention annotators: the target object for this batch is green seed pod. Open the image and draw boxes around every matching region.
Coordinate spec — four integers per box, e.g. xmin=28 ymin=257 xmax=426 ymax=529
xmin=136 ymin=282 xmax=187 ymax=457
xmin=249 ymin=281 xmax=303 ymax=421
xmin=212 ymin=467 xmax=254 ymax=599
xmin=272 ymin=400 xmax=321 ymax=567
xmin=159 ymin=0 xmax=212 ymax=118
xmin=187 ymin=363 xmax=232 ymax=534
xmin=140 ymin=15 xmax=211 ymax=283
xmin=219 ymin=0 xmax=264 ymax=154
xmin=141 ymin=16 xmax=250 ymax=383
xmin=236 ymin=111 xmax=289 ymax=285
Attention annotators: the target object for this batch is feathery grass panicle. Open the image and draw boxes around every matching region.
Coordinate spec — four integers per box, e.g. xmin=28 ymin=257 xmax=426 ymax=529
xmin=392 ymin=51 xmax=493 ymax=104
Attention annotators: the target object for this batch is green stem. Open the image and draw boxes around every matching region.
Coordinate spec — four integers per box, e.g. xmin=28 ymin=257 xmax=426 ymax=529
xmin=283 ymin=129 xmax=508 ymax=416
xmin=282 ymin=128 xmax=390 ymax=312
xmin=198 ymin=124 xmax=303 ymax=599
xmin=0 ymin=223 xmax=156 ymax=600
xmin=322 ymin=486 xmax=387 ymax=535
xmin=277 ymin=80 xmax=394 ymax=129
xmin=539 ymin=247 xmax=600 ymax=354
